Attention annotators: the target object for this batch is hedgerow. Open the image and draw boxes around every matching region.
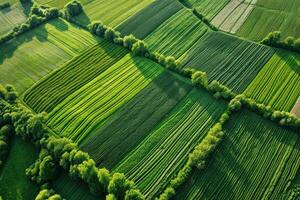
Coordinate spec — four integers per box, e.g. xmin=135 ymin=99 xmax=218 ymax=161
xmin=0 ymin=4 xmax=60 ymax=45
xmin=261 ymin=31 xmax=300 ymax=53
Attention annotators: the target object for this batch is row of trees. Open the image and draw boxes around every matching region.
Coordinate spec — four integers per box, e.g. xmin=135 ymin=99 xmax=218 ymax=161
xmin=0 ymin=96 xmax=145 ymax=200
xmin=261 ymin=31 xmax=300 ymax=53
xmin=192 ymin=9 xmax=218 ymax=31
xmin=0 ymin=3 xmax=60 ymax=45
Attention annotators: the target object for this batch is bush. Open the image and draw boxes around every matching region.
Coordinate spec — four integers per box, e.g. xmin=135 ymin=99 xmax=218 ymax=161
xmin=108 ymin=173 xmax=134 ymax=200
xmin=35 ymin=189 xmax=64 ymax=200
xmin=125 ymin=189 xmax=145 ymax=200
xmin=132 ymin=40 xmax=149 ymax=56
xmin=104 ymin=28 xmax=121 ymax=42
xmin=191 ymin=71 xmax=208 ymax=88
xmin=64 ymin=0 xmax=83 ymax=18
xmin=123 ymin=34 xmax=139 ymax=50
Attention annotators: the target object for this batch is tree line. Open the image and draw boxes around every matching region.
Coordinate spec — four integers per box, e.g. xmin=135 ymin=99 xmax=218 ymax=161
xmin=261 ymin=31 xmax=300 ymax=53
xmin=0 ymin=95 xmax=145 ymax=200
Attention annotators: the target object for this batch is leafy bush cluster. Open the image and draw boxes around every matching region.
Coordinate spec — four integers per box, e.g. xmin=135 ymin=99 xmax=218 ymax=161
xmin=0 ymin=2 xmax=10 ymax=10
xmin=39 ymin=136 xmax=144 ymax=199
xmin=35 ymin=188 xmax=64 ymax=200
xmin=0 ymin=4 xmax=60 ymax=45
xmin=192 ymin=9 xmax=218 ymax=31
xmin=0 ymin=101 xmax=14 ymax=166
xmin=63 ymin=0 xmax=83 ymax=19
xmin=261 ymin=31 xmax=300 ymax=53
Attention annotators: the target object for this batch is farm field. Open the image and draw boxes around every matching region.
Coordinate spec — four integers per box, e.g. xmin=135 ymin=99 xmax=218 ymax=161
xmin=80 ymin=71 xmax=193 ymax=169
xmin=0 ymin=137 xmax=39 ymax=200
xmin=115 ymin=88 xmax=227 ymax=198
xmin=0 ymin=18 xmax=99 ymax=93
xmin=0 ymin=2 xmax=27 ymax=36
xmin=23 ymin=39 xmax=127 ymax=113
xmin=181 ymin=31 xmax=274 ymax=93
xmin=237 ymin=0 xmax=300 ymax=41
xmin=144 ymin=9 xmax=208 ymax=58
xmin=1 ymin=0 xmax=300 ymax=199
xmin=116 ymin=0 xmax=183 ymax=39
xmin=175 ymin=109 xmax=300 ymax=200
xmin=244 ymin=50 xmax=300 ymax=111
xmin=47 ymin=54 xmax=165 ymax=143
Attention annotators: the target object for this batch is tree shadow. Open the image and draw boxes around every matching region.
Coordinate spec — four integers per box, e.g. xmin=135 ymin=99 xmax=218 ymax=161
xmin=74 ymin=8 xmax=91 ymax=27
xmin=20 ymin=1 xmax=33 ymax=16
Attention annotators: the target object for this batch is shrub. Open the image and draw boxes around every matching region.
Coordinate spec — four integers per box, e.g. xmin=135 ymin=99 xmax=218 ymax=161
xmin=132 ymin=40 xmax=149 ymax=56
xmin=108 ymin=173 xmax=134 ymax=199
xmin=123 ymin=34 xmax=139 ymax=50
xmin=104 ymin=28 xmax=121 ymax=42
xmin=64 ymin=0 xmax=82 ymax=19
xmin=35 ymin=189 xmax=63 ymax=200
xmin=125 ymin=189 xmax=145 ymax=200
xmin=191 ymin=71 xmax=208 ymax=88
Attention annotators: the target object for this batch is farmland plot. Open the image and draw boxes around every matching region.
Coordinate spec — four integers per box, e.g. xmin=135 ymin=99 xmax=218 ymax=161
xmin=245 ymin=50 xmax=300 ymax=111
xmin=175 ymin=109 xmax=300 ymax=200
xmin=80 ymin=72 xmax=192 ymax=169
xmin=237 ymin=0 xmax=300 ymax=41
xmin=181 ymin=31 xmax=274 ymax=93
xmin=183 ymin=0 xmax=231 ymax=20
xmin=116 ymin=0 xmax=183 ymax=39
xmin=0 ymin=137 xmax=39 ymax=200
xmin=23 ymin=40 xmax=127 ymax=113
xmin=114 ymin=88 xmax=227 ymax=199
xmin=0 ymin=3 xmax=27 ymax=36
xmin=47 ymin=54 xmax=164 ymax=143
xmin=145 ymin=9 xmax=208 ymax=58
xmin=74 ymin=0 xmax=154 ymax=27
xmin=0 ymin=19 xmax=99 ymax=93
xmin=212 ymin=0 xmax=256 ymax=33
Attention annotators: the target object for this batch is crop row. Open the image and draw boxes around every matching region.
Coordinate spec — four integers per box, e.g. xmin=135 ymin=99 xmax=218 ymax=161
xmin=145 ymin=9 xmax=208 ymax=58
xmin=114 ymin=88 xmax=227 ymax=199
xmin=47 ymin=54 xmax=164 ymax=143
xmin=23 ymin=38 xmax=127 ymax=113
xmin=0 ymin=18 xmax=98 ymax=93
xmin=245 ymin=50 xmax=300 ymax=111
xmin=80 ymin=71 xmax=192 ymax=169
xmin=181 ymin=31 xmax=274 ymax=93
xmin=116 ymin=0 xmax=183 ymax=39
xmin=175 ymin=109 xmax=300 ymax=200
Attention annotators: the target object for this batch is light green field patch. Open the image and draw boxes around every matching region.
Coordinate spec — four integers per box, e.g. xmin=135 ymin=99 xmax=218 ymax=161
xmin=47 ymin=54 xmax=164 ymax=143
xmin=245 ymin=50 xmax=300 ymax=111
xmin=0 ymin=18 xmax=99 ymax=93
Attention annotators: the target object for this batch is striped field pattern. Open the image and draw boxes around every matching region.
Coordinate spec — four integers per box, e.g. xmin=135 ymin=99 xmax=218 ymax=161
xmin=175 ymin=109 xmax=300 ymax=200
xmin=245 ymin=50 xmax=300 ymax=111
xmin=181 ymin=31 xmax=274 ymax=92
xmin=47 ymin=54 xmax=165 ymax=143
xmin=23 ymin=39 xmax=127 ymax=113
xmin=115 ymin=88 xmax=227 ymax=199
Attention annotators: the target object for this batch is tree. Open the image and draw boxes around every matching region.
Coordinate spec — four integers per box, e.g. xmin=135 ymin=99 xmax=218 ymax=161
xmin=284 ymin=36 xmax=295 ymax=47
xmin=123 ymin=34 xmax=138 ymax=50
xmin=64 ymin=0 xmax=83 ymax=18
xmin=132 ymin=40 xmax=149 ymax=56
xmin=165 ymin=56 xmax=178 ymax=69
xmin=261 ymin=31 xmax=281 ymax=45
xmin=0 ymin=84 xmax=6 ymax=99
xmin=125 ymin=189 xmax=145 ymax=200
xmin=108 ymin=173 xmax=134 ymax=199
xmin=104 ymin=28 xmax=120 ymax=42
xmin=106 ymin=194 xmax=117 ymax=200
xmin=191 ymin=71 xmax=208 ymax=88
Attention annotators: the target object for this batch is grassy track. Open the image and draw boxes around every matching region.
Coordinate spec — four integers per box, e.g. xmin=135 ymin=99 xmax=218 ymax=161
xmin=0 ymin=18 xmax=99 ymax=93
xmin=114 ymin=88 xmax=227 ymax=199
xmin=237 ymin=0 xmax=300 ymax=41
xmin=183 ymin=0 xmax=231 ymax=20
xmin=80 ymin=72 xmax=192 ymax=169
xmin=0 ymin=137 xmax=39 ymax=200
xmin=0 ymin=3 xmax=27 ymax=36
xmin=244 ymin=50 xmax=300 ymax=111
xmin=181 ymin=31 xmax=274 ymax=93
xmin=23 ymin=40 xmax=127 ymax=113
xmin=47 ymin=54 xmax=164 ymax=143
xmin=73 ymin=0 xmax=154 ymax=27
xmin=36 ymin=0 xmax=70 ymax=8
xmin=175 ymin=109 xmax=300 ymax=200
xmin=116 ymin=0 xmax=183 ymax=39
xmin=145 ymin=9 xmax=208 ymax=58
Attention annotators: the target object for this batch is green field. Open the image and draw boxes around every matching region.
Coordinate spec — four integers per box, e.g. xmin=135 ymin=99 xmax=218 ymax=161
xmin=80 ymin=72 xmax=192 ymax=168
xmin=237 ymin=0 xmax=300 ymax=41
xmin=0 ymin=3 xmax=27 ymax=36
xmin=181 ymin=31 xmax=274 ymax=92
xmin=116 ymin=0 xmax=183 ymax=39
xmin=23 ymin=39 xmax=127 ymax=113
xmin=175 ymin=109 xmax=300 ymax=200
xmin=47 ymin=54 xmax=165 ymax=143
xmin=0 ymin=18 xmax=99 ymax=93
xmin=183 ymin=0 xmax=231 ymax=20
xmin=145 ymin=9 xmax=208 ymax=58
xmin=115 ymin=88 xmax=227 ymax=198
xmin=0 ymin=137 xmax=39 ymax=200
xmin=245 ymin=50 xmax=300 ymax=111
